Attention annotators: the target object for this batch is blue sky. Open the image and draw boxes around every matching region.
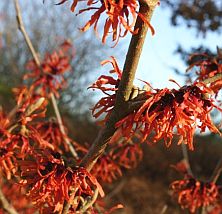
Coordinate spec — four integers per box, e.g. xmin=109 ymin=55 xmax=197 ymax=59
xmin=120 ymin=4 xmax=222 ymax=89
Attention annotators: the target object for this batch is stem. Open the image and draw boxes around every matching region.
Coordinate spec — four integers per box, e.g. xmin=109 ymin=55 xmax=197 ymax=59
xmin=14 ymin=0 xmax=78 ymax=159
xmin=0 ymin=186 xmax=18 ymax=214
xmin=210 ymin=157 xmax=222 ymax=183
xmin=181 ymin=143 xmax=193 ymax=176
xmin=203 ymin=73 xmax=222 ymax=84
xmin=80 ymin=0 xmax=159 ymax=170
xmin=50 ymin=94 xmax=78 ymax=159
xmin=78 ymin=188 xmax=99 ymax=213
xmin=14 ymin=0 xmax=41 ymax=67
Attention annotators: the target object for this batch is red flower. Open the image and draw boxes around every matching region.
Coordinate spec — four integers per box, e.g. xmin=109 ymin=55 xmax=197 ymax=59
xmin=57 ymin=0 xmax=155 ymax=44
xmin=36 ymin=120 xmax=69 ymax=152
xmin=89 ymin=57 xmax=122 ymax=124
xmin=0 ymin=147 xmax=17 ymax=180
xmin=24 ymin=42 xmax=73 ymax=98
xmin=20 ymin=150 xmax=104 ymax=213
xmin=171 ymin=177 xmax=219 ymax=213
xmin=187 ymin=51 xmax=222 ymax=94
xmin=0 ymin=109 xmax=10 ymax=137
xmin=0 ymin=181 xmax=35 ymax=214
xmin=111 ymin=143 xmax=143 ymax=169
xmin=116 ymin=83 xmax=221 ymax=150
xmin=91 ymin=155 xmax=122 ymax=183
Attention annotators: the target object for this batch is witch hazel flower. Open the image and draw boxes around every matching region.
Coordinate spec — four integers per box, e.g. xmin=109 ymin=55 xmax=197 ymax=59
xmin=89 ymin=56 xmax=122 ymax=124
xmin=24 ymin=41 xmax=73 ymax=98
xmin=116 ymin=82 xmax=221 ymax=150
xmin=57 ymin=0 xmax=156 ymax=45
xmin=19 ymin=149 xmax=104 ymax=213
xmin=170 ymin=160 xmax=220 ymax=213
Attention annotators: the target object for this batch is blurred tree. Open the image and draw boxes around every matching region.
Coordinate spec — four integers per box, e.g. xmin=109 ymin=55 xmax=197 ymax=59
xmin=163 ymin=0 xmax=222 ymax=35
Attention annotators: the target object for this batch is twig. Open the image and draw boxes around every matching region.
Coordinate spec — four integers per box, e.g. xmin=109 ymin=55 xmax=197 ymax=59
xmin=50 ymin=94 xmax=78 ymax=158
xmin=0 ymin=186 xmax=18 ymax=214
xmin=160 ymin=205 xmax=168 ymax=214
xmin=78 ymin=188 xmax=99 ymax=213
xmin=181 ymin=143 xmax=193 ymax=176
xmin=80 ymin=0 xmax=159 ymax=170
xmin=13 ymin=0 xmax=78 ymax=159
xmin=203 ymin=73 xmax=222 ymax=84
xmin=62 ymin=188 xmax=77 ymax=214
xmin=210 ymin=157 xmax=222 ymax=183
xmin=14 ymin=0 xmax=41 ymax=67
xmin=105 ymin=179 xmax=126 ymax=200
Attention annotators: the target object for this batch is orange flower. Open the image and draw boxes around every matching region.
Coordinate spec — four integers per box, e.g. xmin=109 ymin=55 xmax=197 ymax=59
xmin=89 ymin=57 xmax=122 ymax=124
xmin=57 ymin=0 xmax=155 ymax=44
xmin=1 ymin=181 xmax=35 ymax=214
xmin=171 ymin=177 xmax=219 ymax=213
xmin=36 ymin=120 xmax=69 ymax=152
xmin=0 ymin=147 xmax=17 ymax=180
xmin=91 ymin=155 xmax=122 ymax=183
xmin=111 ymin=143 xmax=143 ymax=169
xmin=20 ymin=149 xmax=104 ymax=213
xmin=24 ymin=42 xmax=73 ymax=97
xmin=117 ymin=83 xmax=221 ymax=150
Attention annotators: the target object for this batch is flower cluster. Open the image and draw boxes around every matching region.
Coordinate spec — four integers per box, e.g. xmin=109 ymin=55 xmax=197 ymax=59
xmin=24 ymin=41 xmax=73 ymax=98
xmin=20 ymin=149 xmax=104 ymax=213
xmin=57 ymin=0 xmax=155 ymax=44
xmin=171 ymin=177 xmax=219 ymax=213
xmin=116 ymin=83 xmax=221 ymax=150
xmin=170 ymin=160 xmax=221 ymax=213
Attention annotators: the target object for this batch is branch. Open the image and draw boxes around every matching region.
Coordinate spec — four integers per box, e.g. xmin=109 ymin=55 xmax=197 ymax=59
xmin=80 ymin=0 xmax=159 ymax=170
xmin=210 ymin=157 xmax=222 ymax=183
xmin=13 ymin=0 xmax=78 ymax=159
xmin=50 ymin=94 xmax=78 ymax=159
xmin=0 ymin=186 xmax=18 ymax=214
xmin=203 ymin=73 xmax=222 ymax=84
xmin=181 ymin=143 xmax=193 ymax=176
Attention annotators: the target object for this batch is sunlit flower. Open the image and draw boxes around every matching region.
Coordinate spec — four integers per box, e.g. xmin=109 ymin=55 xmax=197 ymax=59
xmin=57 ymin=0 xmax=155 ymax=45
xmin=171 ymin=176 xmax=219 ymax=213
xmin=24 ymin=42 xmax=73 ymax=97
xmin=187 ymin=51 xmax=222 ymax=94
xmin=20 ymin=149 xmax=104 ymax=213
xmin=116 ymin=83 xmax=221 ymax=150
xmin=89 ymin=56 xmax=122 ymax=124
